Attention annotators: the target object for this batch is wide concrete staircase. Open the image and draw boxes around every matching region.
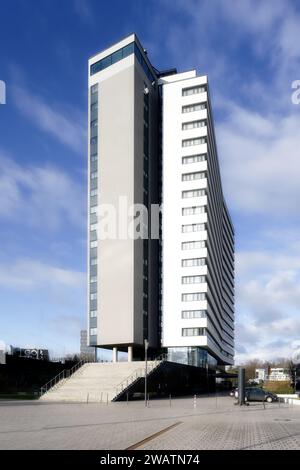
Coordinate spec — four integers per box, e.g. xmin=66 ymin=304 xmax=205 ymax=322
xmin=39 ymin=361 xmax=159 ymax=403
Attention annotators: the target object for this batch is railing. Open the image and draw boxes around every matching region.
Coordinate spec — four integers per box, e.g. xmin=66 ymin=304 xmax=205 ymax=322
xmin=40 ymin=358 xmax=92 ymax=397
xmin=114 ymin=353 xmax=168 ymax=398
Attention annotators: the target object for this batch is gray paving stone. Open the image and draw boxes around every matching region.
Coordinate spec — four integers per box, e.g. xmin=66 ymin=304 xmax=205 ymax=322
xmin=0 ymin=396 xmax=298 ymax=450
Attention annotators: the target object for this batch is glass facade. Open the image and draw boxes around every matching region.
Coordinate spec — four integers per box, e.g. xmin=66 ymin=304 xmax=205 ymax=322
xmin=143 ymin=85 xmax=149 ymax=341
xmin=167 ymin=347 xmax=217 ymax=369
xmin=89 ymin=83 xmax=98 ymax=345
xmin=90 ymin=42 xmax=156 ymax=84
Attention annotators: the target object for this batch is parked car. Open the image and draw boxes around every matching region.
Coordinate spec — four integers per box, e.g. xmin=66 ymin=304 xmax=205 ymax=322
xmin=235 ymin=387 xmax=278 ymax=402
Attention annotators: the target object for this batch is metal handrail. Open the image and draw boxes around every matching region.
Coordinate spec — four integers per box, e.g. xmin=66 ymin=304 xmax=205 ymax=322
xmin=114 ymin=354 xmax=168 ymax=397
xmin=40 ymin=358 xmax=92 ymax=397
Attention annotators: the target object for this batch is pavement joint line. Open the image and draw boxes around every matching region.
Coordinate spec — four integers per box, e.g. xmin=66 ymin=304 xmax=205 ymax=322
xmin=125 ymin=422 xmax=183 ymax=450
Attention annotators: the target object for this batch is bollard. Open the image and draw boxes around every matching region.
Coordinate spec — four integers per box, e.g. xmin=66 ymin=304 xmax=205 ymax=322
xmin=106 ymin=393 xmax=109 ymax=405
xmin=193 ymin=394 xmax=197 ymax=409
xmin=100 ymin=392 xmax=103 ymax=403
xmin=263 ymin=399 xmax=265 ymax=410
xmin=87 ymin=393 xmax=89 ymax=404
xmin=147 ymin=393 xmax=150 ymax=408
xmin=169 ymin=394 xmax=172 ymax=407
xmin=126 ymin=393 xmax=129 ymax=405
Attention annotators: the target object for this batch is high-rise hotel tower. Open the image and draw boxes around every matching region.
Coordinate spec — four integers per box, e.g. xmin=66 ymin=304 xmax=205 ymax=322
xmin=87 ymin=34 xmax=234 ymax=366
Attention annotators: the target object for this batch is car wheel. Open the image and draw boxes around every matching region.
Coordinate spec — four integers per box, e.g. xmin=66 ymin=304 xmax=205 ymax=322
xmin=266 ymin=396 xmax=273 ymax=403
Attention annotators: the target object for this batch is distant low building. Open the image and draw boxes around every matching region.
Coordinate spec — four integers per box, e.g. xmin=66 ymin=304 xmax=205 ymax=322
xmin=0 ymin=340 xmax=6 ymax=364
xmin=255 ymin=368 xmax=267 ymax=382
xmin=267 ymin=368 xmax=290 ymax=382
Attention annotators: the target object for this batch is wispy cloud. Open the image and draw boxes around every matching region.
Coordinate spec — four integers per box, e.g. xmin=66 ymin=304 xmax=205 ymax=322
xmin=12 ymin=85 xmax=86 ymax=155
xmin=74 ymin=0 xmax=94 ymax=26
xmin=0 ymin=151 xmax=85 ymax=230
xmin=0 ymin=258 xmax=85 ymax=291
xmin=217 ymin=103 xmax=300 ymax=217
xmin=235 ymin=239 xmax=300 ymax=362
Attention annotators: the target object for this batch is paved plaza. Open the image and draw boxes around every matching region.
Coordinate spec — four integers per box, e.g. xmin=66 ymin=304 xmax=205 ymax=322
xmin=0 ymin=395 xmax=299 ymax=450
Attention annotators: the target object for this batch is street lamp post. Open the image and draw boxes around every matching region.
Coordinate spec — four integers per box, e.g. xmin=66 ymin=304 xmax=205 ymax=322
xmin=144 ymin=339 xmax=149 ymax=407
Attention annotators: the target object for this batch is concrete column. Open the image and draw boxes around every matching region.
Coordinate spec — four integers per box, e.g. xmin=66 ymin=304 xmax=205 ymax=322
xmin=112 ymin=347 xmax=118 ymax=363
xmin=128 ymin=346 xmax=133 ymax=362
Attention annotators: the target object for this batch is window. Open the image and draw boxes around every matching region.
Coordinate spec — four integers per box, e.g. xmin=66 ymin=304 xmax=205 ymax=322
xmin=91 ymin=84 xmax=98 ymax=94
xmin=90 ymin=171 xmax=98 ymax=179
xmin=182 ymin=189 xmax=206 ymax=198
xmin=90 ymin=328 xmax=98 ymax=336
xmin=182 ymin=240 xmax=206 ymax=250
xmin=90 ymin=136 xmax=98 ymax=146
xmin=182 ymin=206 xmax=205 ymax=216
xmin=182 ymin=120 xmax=206 ymax=130
xmin=182 ymin=258 xmax=206 ymax=267
xmin=90 ymin=225 xmax=97 ymax=233
xmin=90 ymin=241 xmax=98 ymax=248
xmin=90 ymin=206 xmax=97 ymax=214
xmin=90 ymin=196 xmax=97 ymax=207
xmin=111 ymin=49 xmax=123 ymax=64
xmin=182 ymin=224 xmax=205 ymax=233
xmin=90 ymin=189 xmax=98 ymax=197
xmin=90 ymin=276 xmax=97 ymax=283
xmin=182 ymin=172 xmax=206 ymax=181
xmin=90 ymin=258 xmax=97 ymax=266
xmin=182 ymin=293 xmax=206 ymax=302
xmin=90 ymin=42 xmax=155 ymax=83
xmin=182 ymin=85 xmax=206 ymax=96
xmin=182 ymin=310 xmax=206 ymax=319
xmin=90 ymin=293 xmax=97 ymax=301
xmin=90 ymin=310 xmax=97 ymax=318
xmin=182 ymin=327 xmax=206 ymax=336
xmin=182 ymin=137 xmax=206 ymax=147
xmin=122 ymin=42 xmax=135 ymax=58
xmin=182 ymin=275 xmax=206 ymax=284
xmin=182 ymin=102 xmax=206 ymax=113
xmin=90 ymin=119 xmax=98 ymax=128
xmin=90 ymin=154 xmax=98 ymax=162
xmin=182 ymin=154 xmax=206 ymax=165
xmin=91 ymin=102 xmax=98 ymax=112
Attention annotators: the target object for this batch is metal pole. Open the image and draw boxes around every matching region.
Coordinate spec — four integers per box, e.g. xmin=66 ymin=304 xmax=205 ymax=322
xmin=144 ymin=339 xmax=149 ymax=408
xmin=238 ymin=367 xmax=246 ymax=406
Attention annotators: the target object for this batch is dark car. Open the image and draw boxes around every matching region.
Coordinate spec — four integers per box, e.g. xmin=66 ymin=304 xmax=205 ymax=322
xmin=245 ymin=387 xmax=277 ymax=403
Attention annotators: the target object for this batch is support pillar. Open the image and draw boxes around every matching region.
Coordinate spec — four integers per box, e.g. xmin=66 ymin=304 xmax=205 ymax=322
xmin=112 ymin=347 xmax=118 ymax=363
xmin=128 ymin=346 xmax=133 ymax=362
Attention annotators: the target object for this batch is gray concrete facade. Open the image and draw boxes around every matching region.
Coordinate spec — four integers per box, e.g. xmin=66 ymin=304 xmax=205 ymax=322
xmin=87 ymin=35 xmax=159 ymax=354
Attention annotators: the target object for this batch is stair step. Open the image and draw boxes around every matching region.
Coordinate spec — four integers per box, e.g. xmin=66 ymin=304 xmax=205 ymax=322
xmin=40 ymin=361 xmax=159 ymax=402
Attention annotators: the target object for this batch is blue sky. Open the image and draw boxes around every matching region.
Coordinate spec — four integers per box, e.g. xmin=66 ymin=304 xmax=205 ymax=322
xmin=1 ymin=0 xmax=300 ymax=362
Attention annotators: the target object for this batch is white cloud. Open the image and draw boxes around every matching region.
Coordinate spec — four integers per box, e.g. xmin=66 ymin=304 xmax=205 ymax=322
xmin=0 ymin=257 xmax=85 ymax=291
xmin=12 ymin=85 xmax=86 ymax=155
xmin=74 ymin=0 xmax=94 ymax=25
xmin=217 ymin=103 xmax=300 ymax=217
xmin=0 ymin=151 xmax=85 ymax=230
xmin=235 ymin=245 xmax=300 ymax=363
